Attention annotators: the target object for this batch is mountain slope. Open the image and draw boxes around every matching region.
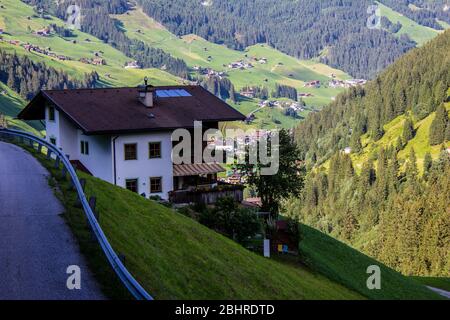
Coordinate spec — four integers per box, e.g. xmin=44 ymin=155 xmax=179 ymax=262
xmin=288 ymin=30 xmax=450 ymax=277
xmin=135 ymin=0 xmax=447 ymax=78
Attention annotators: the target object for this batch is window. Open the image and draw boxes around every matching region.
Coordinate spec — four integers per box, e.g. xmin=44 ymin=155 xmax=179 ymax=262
xmin=50 ymin=137 xmax=56 ymax=145
xmin=149 ymin=142 xmax=161 ymax=159
xmin=80 ymin=141 xmax=89 ymax=155
xmin=124 ymin=143 xmax=137 ymax=160
xmin=150 ymin=177 xmax=162 ymax=194
xmin=125 ymin=179 xmax=138 ymax=193
xmin=48 ymin=106 xmax=55 ymax=121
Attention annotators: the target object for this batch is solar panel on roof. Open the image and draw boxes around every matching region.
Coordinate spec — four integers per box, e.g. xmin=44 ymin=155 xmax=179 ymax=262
xmin=156 ymin=89 xmax=192 ymax=98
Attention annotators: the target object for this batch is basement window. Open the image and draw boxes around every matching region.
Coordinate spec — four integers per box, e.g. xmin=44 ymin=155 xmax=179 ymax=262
xmin=125 ymin=179 xmax=139 ymax=193
xmin=124 ymin=143 xmax=137 ymax=160
xmin=49 ymin=137 xmax=56 ymax=145
xmin=150 ymin=177 xmax=162 ymax=194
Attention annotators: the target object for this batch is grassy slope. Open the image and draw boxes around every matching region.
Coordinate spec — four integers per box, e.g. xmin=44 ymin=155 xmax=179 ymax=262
xmin=351 ymin=102 xmax=450 ymax=173
xmin=378 ymin=2 xmax=443 ymax=46
xmin=299 ymin=224 xmax=444 ymax=300
xmin=412 ymin=277 xmax=450 ymax=292
xmin=79 ymin=172 xmax=364 ymax=300
xmin=113 ymin=8 xmax=349 ymax=108
xmin=0 ymin=0 xmax=183 ymax=131
xmin=0 ymin=83 xmax=42 ymax=134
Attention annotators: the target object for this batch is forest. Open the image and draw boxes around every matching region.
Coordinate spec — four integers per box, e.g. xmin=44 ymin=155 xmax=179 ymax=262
xmin=286 ymin=31 xmax=450 ymax=277
xmin=134 ymin=0 xmax=444 ymax=79
xmin=0 ymin=50 xmax=98 ymax=100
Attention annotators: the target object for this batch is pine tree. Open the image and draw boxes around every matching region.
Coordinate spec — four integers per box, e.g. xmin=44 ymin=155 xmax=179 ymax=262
xmin=402 ymin=117 xmax=415 ymax=142
xmin=429 ymin=104 xmax=448 ymax=145
xmin=423 ymin=152 xmax=433 ymax=180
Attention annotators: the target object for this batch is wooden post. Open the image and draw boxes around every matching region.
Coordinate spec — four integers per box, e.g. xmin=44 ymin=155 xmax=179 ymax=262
xmin=61 ymin=165 xmax=67 ymax=180
xmin=89 ymin=196 xmax=100 ymax=222
xmin=54 ymin=156 xmax=60 ymax=169
xmin=74 ymin=178 xmax=87 ymax=208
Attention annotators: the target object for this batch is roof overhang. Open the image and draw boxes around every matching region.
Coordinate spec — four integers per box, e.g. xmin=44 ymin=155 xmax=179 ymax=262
xmin=173 ymin=163 xmax=225 ymax=177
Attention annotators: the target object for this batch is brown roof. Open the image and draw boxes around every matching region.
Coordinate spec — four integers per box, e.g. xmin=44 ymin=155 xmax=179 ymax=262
xmin=173 ymin=163 xmax=225 ymax=177
xmin=18 ymin=86 xmax=245 ymax=135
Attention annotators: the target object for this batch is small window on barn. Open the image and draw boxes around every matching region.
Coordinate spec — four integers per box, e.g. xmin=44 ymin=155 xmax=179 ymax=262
xmin=48 ymin=106 xmax=55 ymax=121
xmin=50 ymin=137 xmax=56 ymax=145
xmin=150 ymin=177 xmax=162 ymax=194
xmin=126 ymin=179 xmax=138 ymax=193
xmin=149 ymin=142 xmax=161 ymax=159
xmin=124 ymin=143 xmax=137 ymax=160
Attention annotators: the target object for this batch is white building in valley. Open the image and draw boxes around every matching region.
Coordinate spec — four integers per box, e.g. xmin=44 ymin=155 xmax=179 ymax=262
xmin=19 ymin=84 xmax=245 ymax=202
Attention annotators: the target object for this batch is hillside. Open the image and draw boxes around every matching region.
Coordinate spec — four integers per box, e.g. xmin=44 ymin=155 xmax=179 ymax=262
xmin=135 ymin=0 xmax=448 ymax=78
xmin=288 ymin=31 xmax=450 ymax=277
xmin=23 ymin=145 xmax=444 ymax=299
xmin=298 ymin=224 xmax=443 ymax=300
xmin=113 ymin=7 xmax=350 ymax=107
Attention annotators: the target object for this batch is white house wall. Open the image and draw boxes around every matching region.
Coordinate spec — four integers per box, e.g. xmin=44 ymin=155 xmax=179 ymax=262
xmin=45 ymin=105 xmax=60 ymax=148
xmin=114 ymin=132 xmax=173 ymax=199
xmin=59 ymin=114 xmax=78 ymax=159
xmin=78 ymin=132 xmax=113 ymax=183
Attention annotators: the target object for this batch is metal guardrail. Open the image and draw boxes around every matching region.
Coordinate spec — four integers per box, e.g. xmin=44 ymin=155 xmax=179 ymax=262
xmin=0 ymin=128 xmax=153 ymax=300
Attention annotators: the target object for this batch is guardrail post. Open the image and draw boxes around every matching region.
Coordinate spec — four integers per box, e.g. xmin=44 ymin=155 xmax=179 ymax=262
xmin=28 ymin=138 xmax=33 ymax=148
xmin=54 ymin=156 xmax=60 ymax=169
xmin=46 ymin=149 xmax=52 ymax=159
xmin=37 ymin=143 xmax=42 ymax=154
xmin=89 ymin=196 xmax=100 ymax=221
xmin=61 ymin=165 xmax=67 ymax=181
xmin=74 ymin=178 xmax=86 ymax=208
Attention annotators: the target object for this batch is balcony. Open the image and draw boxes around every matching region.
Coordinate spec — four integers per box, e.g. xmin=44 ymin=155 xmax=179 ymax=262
xmin=169 ymin=182 xmax=244 ymax=205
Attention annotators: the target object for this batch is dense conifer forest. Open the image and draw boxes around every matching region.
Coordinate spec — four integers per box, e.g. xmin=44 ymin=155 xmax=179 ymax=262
xmin=286 ymin=31 xmax=450 ymax=277
xmin=0 ymin=50 xmax=98 ymax=100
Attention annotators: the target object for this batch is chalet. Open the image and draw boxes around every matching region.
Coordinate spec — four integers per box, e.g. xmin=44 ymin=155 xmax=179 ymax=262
xmin=34 ymin=27 xmax=51 ymax=37
xmin=92 ymin=57 xmax=106 ymax=66
xmin=18 ymin=84 xmax=246 ymax=203
xmin=304 ymin=80 xmax=321 ymax=88
xmin=125 ymin=61 xmax=141 ymax=69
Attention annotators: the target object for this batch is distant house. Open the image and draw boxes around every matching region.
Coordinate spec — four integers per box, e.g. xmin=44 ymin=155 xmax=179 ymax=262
xmin=18 ymin=85 xmax=246 ymax=203
xmin=92 ymin=57 xmax=106 ymax=66
xmin=0 ymin=29 xmax=3 ymax=35
xmin=124 ymin=61 xmax=141 ymax=69
xmin=34 ymin=27 xmax=51 ymax=37
xmin=304 ymin=80 xmax=321 ymax=88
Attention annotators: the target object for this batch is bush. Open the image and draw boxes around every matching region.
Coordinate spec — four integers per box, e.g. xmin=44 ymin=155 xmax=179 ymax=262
xmin=199 ymin=197 xmax=262 ymax=243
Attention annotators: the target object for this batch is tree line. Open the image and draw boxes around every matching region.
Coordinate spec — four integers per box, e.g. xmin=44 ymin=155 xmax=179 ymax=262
xmin=0 ymin=50 xmax=98 ymax=100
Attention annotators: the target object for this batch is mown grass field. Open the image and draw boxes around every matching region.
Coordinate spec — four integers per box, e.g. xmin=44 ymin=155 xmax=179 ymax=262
xmin=113 ymin=7 xmax=350 ymax=107
xmin=412 ymin=277 xmax=450 ymax=292
xmin=377 ymin=2 xmax=443 ymax=46
xmin=79 ymin=172 xmax=365 ymax=300
xmin=0 ymin=83 xmax=42 ymax=134
xmin=298 ymin=224 xmax=444 ymax=300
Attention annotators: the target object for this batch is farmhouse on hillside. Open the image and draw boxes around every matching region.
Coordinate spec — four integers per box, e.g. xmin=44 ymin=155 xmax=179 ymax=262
xmin=18 ymin=84 xmax=246 ymax=203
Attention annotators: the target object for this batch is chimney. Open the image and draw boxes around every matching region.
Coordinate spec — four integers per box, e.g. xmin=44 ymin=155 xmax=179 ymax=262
xmin=138 ymin=77 xmax=155 ymax=108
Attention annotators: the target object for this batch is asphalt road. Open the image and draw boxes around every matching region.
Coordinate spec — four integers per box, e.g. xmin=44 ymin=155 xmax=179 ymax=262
xmin=0 ymin=141 xmax=105 ymax=300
